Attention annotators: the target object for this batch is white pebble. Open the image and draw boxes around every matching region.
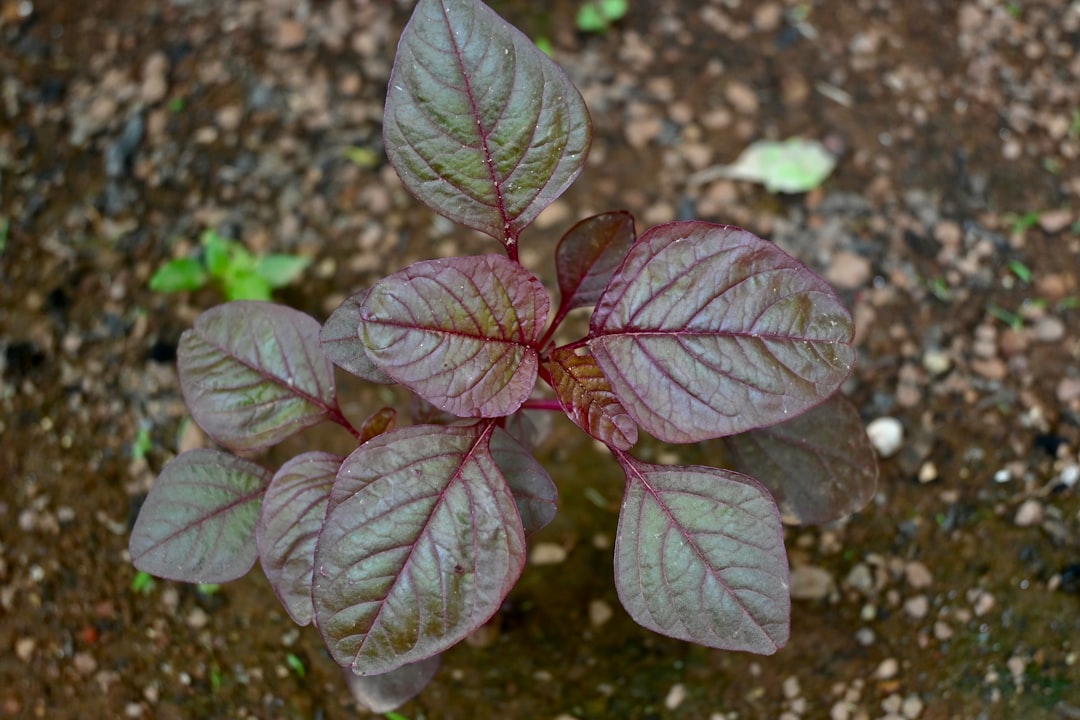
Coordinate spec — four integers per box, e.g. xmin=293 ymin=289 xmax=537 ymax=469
xmin=529 ymin=542 xmax=567 ymax=565
xmin=866 ymin=417 xmax=903 ymax=458
xmin=664 ymin=683 xmax=687 ymax=710
xmin=875 ymin=657 xmax=899 ymax=679
xmin=1014 ymin=499 xmax=1043 ymax=527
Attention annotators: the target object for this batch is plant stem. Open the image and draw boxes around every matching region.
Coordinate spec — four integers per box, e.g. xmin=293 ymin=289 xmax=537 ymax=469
xmin=327 ymin=405 xmax=362 ymax=440
xmin=519 ymin=398 xmax=564 ymax=412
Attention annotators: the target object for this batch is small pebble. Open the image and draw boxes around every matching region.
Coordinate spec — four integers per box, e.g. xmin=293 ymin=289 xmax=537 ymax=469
xmin=73 ymin=651 xmax=98 ymax=676
xmin=921 ymin=350 xmax=951 ymax=376
xmin=782 ymin=675 xmax=801 ymax=699
xmin=875 ymin=657 xmax=899 ymax=680
xmin=588 ymin=599 xmax=613 ymax=627
xmin=1033 ymin=316 xmax=1065 ymax=343
xmin=917 ymin=462 xmax=938 ymax=484
xmin=855 ymin=627 xmax=876 ymax=646
xmin=185 ymin=607 xmax=209 ymax=630
xmin=1014 ymin=499 xmax=1043 ymax=527
xmin=901 ymin=694 xmax=924 ymax=718
xmin=14 ymin=637 xmax=35 ymax=662
xmin=904 ymin=561 xmax=933 ymax=589
xmin=1038 ymin=208 xmax=1074 ymax=233
xmin=903 ymin=595 xmax=929 ymax=619
xmin=529 ymin=542 xmax=567 ymax=565
xmin=867 ymin=417 xmax=904 ymax=458
xmin=664 ymin=683 xmax=687 ymax=710
xmin=933 ymin=621 xmax=953 ymax=641
xmin=789 ymin=565 xmax=834 ymax=600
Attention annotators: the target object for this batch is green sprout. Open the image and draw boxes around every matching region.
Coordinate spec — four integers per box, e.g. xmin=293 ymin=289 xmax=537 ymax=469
xmin=1006 ymin=210 xmax=1041 ymax=235
xmin=576 ymin=0 xmax=628 ymax=33
xmin=1007 ymin=259 xmax=1032 ymax=284
xmin=1069 ymin=109 xmax=1080 ymax=138
xmin=131 ymin=571 xmax=156 ymax=594
xmin=534 ymin=36 xmax=554 ymax=57
xmin=345 ymin=146 xmax=379 ymax=169
xmin=209 ymin=665 xmax=223 ymax=693
xmin=285 ymin=652 xmax=307 ymax=679
xmin=384 ymin=713 xmax=411 ymax=720
xmin=0 ymin=216 xmax=8 ymax=256
xmin=196 ymin=583 xmax=221 ymax=595
xmin=928 ymin=276 xmax=952 ymax=302
xmin=987 ymin=303 xmax=1023 ymax=330
xmin=131 ymin=427 xmax=153 ymax=460
xmin=150 ymin=229 xmax=311 ymax=302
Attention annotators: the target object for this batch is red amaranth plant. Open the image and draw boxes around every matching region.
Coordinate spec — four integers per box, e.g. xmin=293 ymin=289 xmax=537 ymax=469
xmin=129 ymin=0 xmax=877 ymax=709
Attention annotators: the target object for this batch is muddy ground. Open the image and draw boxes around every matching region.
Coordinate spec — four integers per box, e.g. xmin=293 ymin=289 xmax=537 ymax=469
xmin=1 ymin=0 xmax=1079 ymax=718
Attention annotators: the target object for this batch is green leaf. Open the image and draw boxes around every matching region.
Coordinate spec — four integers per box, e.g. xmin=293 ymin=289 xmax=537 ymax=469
xmin=313 ymin=423 xmax=526 ymax=675
xmin=589 ymin=222 xmax=854 ymax=443
xmin=576 ymin=4 xmax=608 ymax=32
xmin=345 ymin=146 xmax=380 ymax=168
xmin=149 ymin=258 xmax=209 ymax=293
xmin=695 ymin=138 xmax=837 ymax=194
xmin=360 ymin=254 xmax=548 ymax=418
xmin=223 ymin=272 xmax=273 ymax=301
xmin=384 ymin=0 xmax=591 ymax=244
xmin=178 ymin=301 xmax=338 ymax=451
xmin=257 ymin=452 xmax=341 ymax=626
xmin=722 ymin=393 xmax=878 ymax=525
xmin=255 ymin=254 xmax=312 ymax=288
xmin=202 ymin=230 xmax=237 ymax=277
xmin=600 ymin=0 xmax=628 ymax=20
xmin=129 ymin=449 xmax=271 ymax=583
xmin=614 ymin=454 xmax=790 ymax=654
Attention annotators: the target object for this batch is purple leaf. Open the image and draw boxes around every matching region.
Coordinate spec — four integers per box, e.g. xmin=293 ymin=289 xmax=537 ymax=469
xmin=256 ymin=451 xmax=341 ymax=626
xmin=555 ymin=211 xmax=636 ymax=313
xmin=590 ymin=222 xmax=854 ymax=443
xmin=547 ymin=345 xmax=637 ymax=450
xmin=384 ymin=0 xmax=591 ymax=244
xmin=489 ymin=426 xmax=558 ymax=536
xmin=320 ymin=290 xmax=394 ymax=384
xmin=723 ymin=393 xmax=878 ymax=525
xmin=130 ymin=449 xmax=270 ymax=583
xmin=179 ymin=301 xmax=338 ymax=451
xmin=614 ymin=453 xmax=790 ymax=654
xmin=343 ymin=655 xmax=441 ymax=713
xmin=313 ymin=423 xmax=526 ymax=675
xmin=359 ymin=255 xmax=548 ymax=418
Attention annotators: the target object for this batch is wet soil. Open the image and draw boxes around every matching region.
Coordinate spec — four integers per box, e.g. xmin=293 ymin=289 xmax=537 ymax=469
xmin=1 ymin=1 xmax=1079 ymax=719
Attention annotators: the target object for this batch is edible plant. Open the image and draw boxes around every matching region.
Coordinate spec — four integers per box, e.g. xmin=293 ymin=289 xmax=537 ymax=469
xmin=129 ymin=0 xmax=876 ymax=709
xmin=576 ymin=0 xmax=628 ymax=33
xmin=149 ymin=228 xmax=311 ymax=301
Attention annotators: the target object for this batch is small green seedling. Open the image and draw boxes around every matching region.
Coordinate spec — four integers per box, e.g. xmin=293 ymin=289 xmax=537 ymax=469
xmin=150 ymin=229 xmax=311 ymax=301
xmin=131 ymin=427 xmax=153 ymax=460
xmin=1007 ymin=210 xmax=1041 ymax=235
xmin=0 ymin=217 xmax=8 ymax=256
xmin=1007 ymin=259 xmax=1032 ymax=284
xmin=987 ymin=303 xmax=1024 ymax=330
xmin=131 ymin=571 xmax=156 ymax=594
xmin=576 ymin=0 xmax=627 ymax=33
xmin=345 ymin=146 xmax=379 ymax=169
xmin=285 ymin=653 xmax=307 ymax=678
